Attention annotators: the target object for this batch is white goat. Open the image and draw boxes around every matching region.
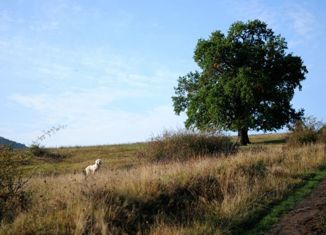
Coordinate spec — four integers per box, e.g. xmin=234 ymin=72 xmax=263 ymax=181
xmin=84 ymin=159 xmax=102 ymax=176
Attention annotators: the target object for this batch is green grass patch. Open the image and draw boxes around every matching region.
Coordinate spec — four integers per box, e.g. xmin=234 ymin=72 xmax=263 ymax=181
xmin=21 ymin=133 xmax=286 ymax=175
xmin=240 ymin=169 xmax=326 ymax=235
xmin=248 ymin=133 xmax=287 ymax=145
xmin=20 ymin=143 xmax=146 ymax=175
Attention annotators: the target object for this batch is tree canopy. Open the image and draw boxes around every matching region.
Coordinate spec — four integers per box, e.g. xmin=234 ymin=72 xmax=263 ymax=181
xmin=172 ymin=19 xmax=307 ymax=145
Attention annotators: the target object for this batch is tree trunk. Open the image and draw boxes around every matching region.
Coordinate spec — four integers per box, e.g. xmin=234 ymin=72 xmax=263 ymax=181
xmin=239 ymin=128 xmax=250 ymax=145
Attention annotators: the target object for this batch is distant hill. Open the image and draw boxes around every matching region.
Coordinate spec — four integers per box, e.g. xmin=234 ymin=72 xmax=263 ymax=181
xmin=0 ymin=136 xmax=27 ymax=149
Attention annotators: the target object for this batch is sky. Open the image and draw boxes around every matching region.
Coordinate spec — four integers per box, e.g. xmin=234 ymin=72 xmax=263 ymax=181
xmin=1 ymin=0 xmax=326 ymax=147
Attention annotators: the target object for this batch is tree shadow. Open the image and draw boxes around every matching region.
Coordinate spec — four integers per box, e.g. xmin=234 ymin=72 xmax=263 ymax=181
xmin=253 ymin=138 xmax=286 ymax=145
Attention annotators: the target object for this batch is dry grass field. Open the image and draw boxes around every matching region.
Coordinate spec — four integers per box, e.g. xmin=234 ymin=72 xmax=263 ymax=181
xmin=22 ymin=143 xmax=146 ymax=175
xmin=1 ymin=133 xmax=326 ymax=234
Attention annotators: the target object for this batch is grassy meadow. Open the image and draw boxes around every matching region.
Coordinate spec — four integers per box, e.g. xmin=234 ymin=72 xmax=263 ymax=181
xmin=1 ymin=133 xmax=326 ymax=234
xmin=22 ymin=143 xmax=146 ymax=175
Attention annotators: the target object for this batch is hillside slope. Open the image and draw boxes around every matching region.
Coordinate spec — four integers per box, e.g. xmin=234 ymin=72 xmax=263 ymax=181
xmin=0 ymin=136 xmax=26 ymax=149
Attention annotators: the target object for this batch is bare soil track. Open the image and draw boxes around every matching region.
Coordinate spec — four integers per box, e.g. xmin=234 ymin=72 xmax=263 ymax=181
xmin=267 ymin=179 xmax=326 ymax=235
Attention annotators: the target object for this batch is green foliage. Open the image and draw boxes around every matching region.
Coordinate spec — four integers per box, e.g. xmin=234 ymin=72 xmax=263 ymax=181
xmin=29 ymin=144 xmax=65 ymax=160
xmin=138 ymin=130 xmax=236 ymax=161
xmin=29 ymin=144 xmax=47 ymax=157
xmin=317 ymin=125 xmax=326 ymax=144
xmin=0 ymin=146 xmax=31 ymax=223
xmin=28 ymin=125 xmax=67 ymax=161
xmin=287 ymin=117 xmax=324 ymax=146
xmin=172 ymin=19 xmax=307 ymax=145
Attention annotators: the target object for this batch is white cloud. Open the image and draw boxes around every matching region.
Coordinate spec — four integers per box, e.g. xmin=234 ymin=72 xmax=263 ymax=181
xmin=287 ymin=4 xmax=319 ymax=39
xmin=0 ymin=1 xmax=186 ymax=146
xmin=9 ymin=87 xmax=139 ymax=120
xmin=7 ymin=61 xmax=183 ymax=146
xmin=9 ymin=89 xmax=185 ymax=146
xmin=50 ymin=105 xmax=185 ymax=147
xmin=1 ymin=25 xmax=183 ymax=146
xmin=232 ymin=0 xmax=320 ymax=48
xmin=232 ymin=0 xmax=278 ymax=28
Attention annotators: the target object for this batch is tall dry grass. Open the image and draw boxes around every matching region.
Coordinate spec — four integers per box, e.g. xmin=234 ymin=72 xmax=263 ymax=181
xmin=0 ymin=144 xmax=325 ymax=234
xmin=138 ymin=130 xmax=236 ymax=162
xmin=0 ymin=147 xmax=31 ymax=224
xmin=287 ymin=117 xmax=325 ymax=146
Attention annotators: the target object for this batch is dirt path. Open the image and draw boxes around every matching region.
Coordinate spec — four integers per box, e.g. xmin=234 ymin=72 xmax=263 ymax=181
xmin=267 ymin=179 xmax=326 ymax=235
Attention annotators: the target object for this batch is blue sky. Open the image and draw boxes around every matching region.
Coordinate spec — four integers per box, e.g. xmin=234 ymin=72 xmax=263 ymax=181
xmin=1 ymin=0 xmax=325 ymax=146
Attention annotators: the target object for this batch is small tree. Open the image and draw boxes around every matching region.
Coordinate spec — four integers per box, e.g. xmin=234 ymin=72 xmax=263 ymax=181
xmin=172 ymin=19 xmax=307 ymax=145
xmin=287 ymin=116 xmax=324 ymax=146
xmin=0 ymin=146 xmax=30 ymax=222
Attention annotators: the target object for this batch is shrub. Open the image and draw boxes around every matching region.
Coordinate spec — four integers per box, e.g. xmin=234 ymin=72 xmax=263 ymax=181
xmin=287 ymin=117 xmax=320 ymax=146
xmin=29 ymin=144 xmax=65 ymax=160
xmin=138 ymin=130 xmax=237 ymax=162
xmin=0 ymin=146 xmax=31 ymax=223
xmin=317 ymin=125 xmax=326 ymax=144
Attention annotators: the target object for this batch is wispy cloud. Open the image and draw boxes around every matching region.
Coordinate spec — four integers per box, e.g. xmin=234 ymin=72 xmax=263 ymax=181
xmin=2 ymin=31 xmax=181 ymax=146
xmin=0 ymin=1 xmax=184 ymax=146
xmin=9 ymin=90 xmax=184 ymax=146
xmin=232 ymin=0 xmax=277 ymax=27
xmin=287 ymin=4 xmax=319 ymax=38
xmin=231 ymin=0 xmax=320 ymax=49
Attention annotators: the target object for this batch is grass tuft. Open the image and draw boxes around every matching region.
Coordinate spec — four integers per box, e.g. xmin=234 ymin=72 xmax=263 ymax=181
xmin=138 ymin=130 xmax=236 ymax=162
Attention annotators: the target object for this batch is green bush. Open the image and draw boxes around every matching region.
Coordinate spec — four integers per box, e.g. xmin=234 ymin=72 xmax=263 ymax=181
xmin=0 ymin=146 xmax=31 ymax=223
xmin=138 ymin=130 xmax=237 ymax=162
xmin=29 ymin=144 xmax=65 ymax=160
xmin=317 ymin=125 xmax=326 ymax=144
xmin=287 ymin=117 xmax=323 ymax=146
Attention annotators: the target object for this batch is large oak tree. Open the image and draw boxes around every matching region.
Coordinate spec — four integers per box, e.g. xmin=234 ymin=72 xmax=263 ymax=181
xmin=172 ymin=20 xmax=307 ymax=145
